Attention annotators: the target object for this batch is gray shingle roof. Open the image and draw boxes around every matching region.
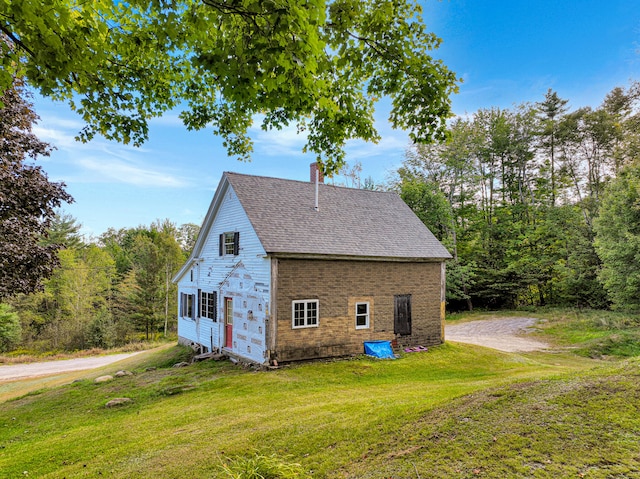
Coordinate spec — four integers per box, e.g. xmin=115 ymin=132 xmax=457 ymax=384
xmin=225 ymin=172 xmax=451 ymax=260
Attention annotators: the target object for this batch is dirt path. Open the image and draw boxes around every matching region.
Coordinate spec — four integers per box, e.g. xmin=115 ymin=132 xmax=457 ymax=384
xmin=0 ymin=352 xmax=144 ymax=382
xmin=445 ymin=316 xmax=549 ymax=352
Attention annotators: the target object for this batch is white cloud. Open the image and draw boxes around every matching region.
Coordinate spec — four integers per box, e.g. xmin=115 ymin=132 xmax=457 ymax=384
xmin=148 ymin=112 xmax=186 ymax=127
xmin=35 ymin=115 xmax=84 ymax=130
xmin=252 ymin=122 xmax=309 ymax=158
xmin=345 ymin=132 xmax=408 ymax=160
xmin=32 ymin=124 xmax=80 ymax=150
xmin=73 ymin=156 xmax=189 ymax=187
xmin=32 ymin=112 xmax=191 ymax=188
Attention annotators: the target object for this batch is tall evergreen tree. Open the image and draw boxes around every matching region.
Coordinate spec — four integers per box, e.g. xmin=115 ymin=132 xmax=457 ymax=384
xmin=43 ymin=212 xmax=85 ymax=250
xmin=536 ymin=89 xmax=569 ymax=206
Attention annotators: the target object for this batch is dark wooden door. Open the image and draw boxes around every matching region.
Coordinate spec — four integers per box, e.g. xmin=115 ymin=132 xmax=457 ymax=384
xmin=394 ymin=294 xmax=412 ymax=335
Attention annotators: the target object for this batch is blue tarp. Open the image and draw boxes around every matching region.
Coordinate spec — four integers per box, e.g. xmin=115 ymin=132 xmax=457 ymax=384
xmin=363 ymin=340 xmax=396 ymax=359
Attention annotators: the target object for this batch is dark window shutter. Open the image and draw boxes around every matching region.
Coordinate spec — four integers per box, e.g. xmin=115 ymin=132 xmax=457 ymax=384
xmin=213 ymin=291 xmax=218 ymax=322
xmin=197 ymin=289 xmax=202 ymax=318
xmin=233 ymin=232 xmax=240 ymax=255
xmin=180 ymin=293 xmax=184 ymax=317
xmin=219 ymin=234 xmax=224 ymax=256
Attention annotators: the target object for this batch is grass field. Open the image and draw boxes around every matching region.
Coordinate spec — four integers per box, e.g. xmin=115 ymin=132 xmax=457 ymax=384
xmin=1 ymin=311 xmax=639 ymax=478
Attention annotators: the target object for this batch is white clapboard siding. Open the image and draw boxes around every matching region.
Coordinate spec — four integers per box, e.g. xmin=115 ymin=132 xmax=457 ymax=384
xmin=177 ymin=182 xmax=270 ymax=362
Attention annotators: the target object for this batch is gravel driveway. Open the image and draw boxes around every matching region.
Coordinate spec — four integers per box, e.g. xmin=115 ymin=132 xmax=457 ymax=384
xmin=445 ymin=316 xmax=549 ymax=352
xmin=0 ymin=352 xmax=143 ymax=382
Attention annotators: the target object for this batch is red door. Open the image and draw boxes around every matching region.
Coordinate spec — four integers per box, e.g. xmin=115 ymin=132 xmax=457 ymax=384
xmin=224 ymin=297 xmax=233 ymax=349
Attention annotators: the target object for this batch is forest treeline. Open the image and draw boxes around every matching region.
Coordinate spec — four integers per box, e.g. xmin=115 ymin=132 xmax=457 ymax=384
xmin=2 ymin=83 xmax=640 ymax=353
xmin=393 ymin=83 xmax=640 ymax=312
xmin=2 ymin=217 xmax=199 ymax=352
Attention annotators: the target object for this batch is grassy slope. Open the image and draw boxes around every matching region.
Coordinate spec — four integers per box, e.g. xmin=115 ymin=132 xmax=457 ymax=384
xmin=341 ymin=360 xmax=640 ymax=478
xmin=0 ymin=341 xmax=608 ymax=479
xmin=0 ymin=344 xmax=175 ymax=402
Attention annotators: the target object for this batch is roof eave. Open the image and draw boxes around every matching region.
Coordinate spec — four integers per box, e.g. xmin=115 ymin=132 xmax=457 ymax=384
xmin=266 ymin=252 xmax=452 ymax=262
xmin=172 ymin=173 xmax=231 ymax=284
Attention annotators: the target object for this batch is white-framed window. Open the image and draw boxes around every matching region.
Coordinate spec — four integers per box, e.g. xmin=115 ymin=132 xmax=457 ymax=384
xmin=200 ymin=290 xmax=217 ymax=321
xmin=355 ymin=302 xmax=370 ymax=329
xmin=292 ymin=300 xmax=319 ymax=329
xmin=180 ymin=292 xmax=195 ymax=320
xmin=219 ymin=232 xmax=239 ymax=256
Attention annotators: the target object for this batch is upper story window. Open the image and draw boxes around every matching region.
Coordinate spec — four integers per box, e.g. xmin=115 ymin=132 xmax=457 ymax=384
xmin=355 ymin=302 xmax=370 ymax=329
xmin=292 ymin=300 xmax=319 ymax=329
xmin=219 ymin=232 xmax=240 ymax=256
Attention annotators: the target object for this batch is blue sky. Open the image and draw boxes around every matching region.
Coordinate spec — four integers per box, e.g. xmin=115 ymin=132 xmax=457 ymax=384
xmin=30 ymin=0 xmax=640 ymax=239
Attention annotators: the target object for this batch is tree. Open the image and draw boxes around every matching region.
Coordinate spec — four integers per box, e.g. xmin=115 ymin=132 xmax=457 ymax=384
xmin=177 ymin=223 xmax=200 ymax=255
xmin=0 ymin=0 xmax=458 ymax=174
xmin=0 ymin=81 xmax=73 ymax=300
xmin=536 ymin=89 xmax=569 ymax=206
xmin=42 ymin=212 xmax=85 ymax=250
xmin=397 ymin=178 xmax=452 ymax=241
xmin=37 ymin=245 xmax=116 ymax=349
xmin=0 ymin=303 xmax=21 ymax=352
xmin=593 ymin=162 xmax=640 ymax=311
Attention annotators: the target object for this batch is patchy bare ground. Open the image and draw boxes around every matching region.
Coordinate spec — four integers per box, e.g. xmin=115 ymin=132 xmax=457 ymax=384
xmin=445 ymin=316 xmax=550 ymax=352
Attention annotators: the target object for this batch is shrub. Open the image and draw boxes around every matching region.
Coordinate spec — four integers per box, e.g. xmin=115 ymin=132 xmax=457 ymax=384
xmin=218 ymin=453 xmax=311 ymax=479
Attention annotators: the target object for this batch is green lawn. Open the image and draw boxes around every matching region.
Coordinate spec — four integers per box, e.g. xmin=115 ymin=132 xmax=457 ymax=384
xmin=2 ymin=309 xmax=640 ymax=479
xmin=0 ymin=340 xmax=612 ymax=479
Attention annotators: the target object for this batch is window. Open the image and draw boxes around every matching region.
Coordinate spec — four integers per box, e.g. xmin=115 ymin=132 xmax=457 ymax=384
xmin=225 ymin=297 xmax=233 ymax=325
xmin=219 ymin=232 xmax=240 ymax=256
xmin=180 ymin=293 xmax=195 ymax=319
xmin=292 ymin=300 xmax=319 ymax=328
xmin=355 ymin=302 xmax=370 ymax=329
xmin=200 ymin=290 xmax=217 ymax=321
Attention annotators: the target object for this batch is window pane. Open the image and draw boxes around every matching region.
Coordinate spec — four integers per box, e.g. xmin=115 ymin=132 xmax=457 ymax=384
xmin=207 ymin=293 xmax=216 ymax=321
xmin=356 ymin=302 xmax=369 ymax=328
xmin=224 ymin=232 xmax=235 ymax=255
xmin=294 ymin=303 xmax=304 ymax=327
xmin=186 ymin=295 xmax=193 ymax=318
xmin=307 ymin=302 xmax=317 ymax=325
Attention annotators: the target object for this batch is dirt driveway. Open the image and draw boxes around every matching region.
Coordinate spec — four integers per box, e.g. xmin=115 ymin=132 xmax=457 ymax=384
xmin=0 ymin=352 xmax=143 ymax=382
xmin=445 ymin=316 xmax=549 ymax=352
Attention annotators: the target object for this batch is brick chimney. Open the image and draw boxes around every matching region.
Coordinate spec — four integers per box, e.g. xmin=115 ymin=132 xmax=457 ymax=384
xmin=310 ymin=162 xmax=324 ymax=183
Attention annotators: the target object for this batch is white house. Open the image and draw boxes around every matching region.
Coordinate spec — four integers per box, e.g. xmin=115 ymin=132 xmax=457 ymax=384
xmin=172 ymin=166 xmax=451 ymax=365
